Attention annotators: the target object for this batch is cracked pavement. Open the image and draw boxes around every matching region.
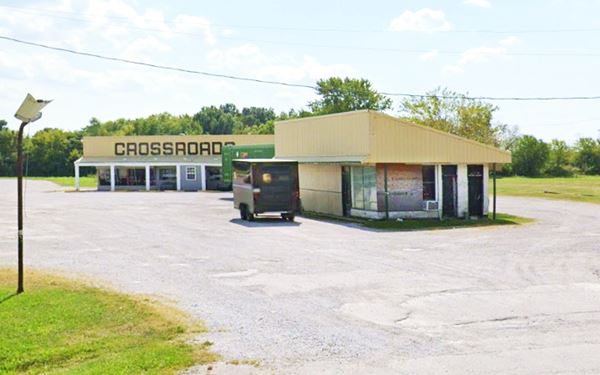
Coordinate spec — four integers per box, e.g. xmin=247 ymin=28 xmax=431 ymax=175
xmin=1 ymin=179 xmax=599 ymax=374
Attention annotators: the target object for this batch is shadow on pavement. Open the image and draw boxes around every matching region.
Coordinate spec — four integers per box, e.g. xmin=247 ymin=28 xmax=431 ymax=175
xmin=230 ymin=217 xmax=301 ymax=227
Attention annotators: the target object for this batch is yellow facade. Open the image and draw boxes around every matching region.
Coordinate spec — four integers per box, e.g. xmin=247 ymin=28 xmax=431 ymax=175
xmin=298 ymin=164 xmax=343 ymax=216
xmin=83 ymin=135 xmax=274 ymax=158
xmin=275 ymin=110 xmax=511 ymax=164
xmin=275 ymin=110 xmax=510 ymax=216
xmin=368 ymin=112 xmax=511 ymax=164
xmin=274 ymin=111 xmax=370 ymax=160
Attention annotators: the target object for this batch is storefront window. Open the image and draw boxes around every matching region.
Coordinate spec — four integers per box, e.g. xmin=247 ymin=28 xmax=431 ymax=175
xmin=351 ymin=166 xmax=377 ymax=211
xmin=115 ymin=167 xmax=145 ymax=186
xmin=422 ymin=166 xmax=436 ymax=200
xmin=98 ymin=167 xmax=111 ymax=186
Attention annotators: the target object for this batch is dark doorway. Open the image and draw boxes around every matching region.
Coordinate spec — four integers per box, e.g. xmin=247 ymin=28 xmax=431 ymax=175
xmin=442 ymin=165 xmax=458 ymax=217
xmin=206 ymin=166 xmax=223 ymax=190
xmin=341 ymin=166 xmax=352 ymax=217
xmin=468 ymin=165 xmax=484 ymax=217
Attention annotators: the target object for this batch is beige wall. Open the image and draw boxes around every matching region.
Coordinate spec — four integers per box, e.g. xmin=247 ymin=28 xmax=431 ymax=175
xmin=298 ymin=164 xmax=343 ymax=216
xmin=83 ymin=135 xmax=274 ymax=157
xmin=368 ymin=112 xmax=511 ymax=164
xmin=275 ymin=111 xmax=370 ymax=159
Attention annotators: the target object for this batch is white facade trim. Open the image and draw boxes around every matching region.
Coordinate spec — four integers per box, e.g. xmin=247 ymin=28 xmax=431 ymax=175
xmin=200 ymin=164 xmax=207 ymax=191
xmin=110 ymin=164 xmax=116 ymax=191
xmin=457 ymin=164 xmax=469 ymax=218
xmin=145 ymin=164 xmax=151 ymax=191
xmin=483 ymin=164 xmax=489 ymax=215
xmin=74 ymin=162 xmax=80 ymax=191
xmin=176 ymin=165 xmax=181 ymax=191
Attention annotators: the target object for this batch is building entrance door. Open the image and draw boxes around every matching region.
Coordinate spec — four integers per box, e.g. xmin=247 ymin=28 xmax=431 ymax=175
xmin=158 ymin=167 xmax=177 ymax=190
xmin=468 ymin=165 xmax=484 ymax=217
xmin=341 ymin=166 xmax=352 ymax=217
xmin=442 ymin=165 xmax=458 ymax=217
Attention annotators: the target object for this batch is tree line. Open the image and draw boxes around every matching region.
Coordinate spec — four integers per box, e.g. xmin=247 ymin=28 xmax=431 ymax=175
xmin=1 ymin=77 xmax=599 ymax=177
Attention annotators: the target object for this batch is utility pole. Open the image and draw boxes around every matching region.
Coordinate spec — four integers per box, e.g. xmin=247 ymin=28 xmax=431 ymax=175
xmin=14 ymin=94 xmax=51 ymax=294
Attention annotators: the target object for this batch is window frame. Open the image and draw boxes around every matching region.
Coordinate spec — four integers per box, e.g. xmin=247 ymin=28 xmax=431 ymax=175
xmin=185 ymin=166 xmax=197 ymax=181
xmin=350 ymin=166 xmax=377 ymax=211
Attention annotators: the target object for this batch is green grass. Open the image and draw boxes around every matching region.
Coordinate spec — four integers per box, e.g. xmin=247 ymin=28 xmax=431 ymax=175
xmin=0 ymin=176 xmax=97 ymax=188
xmin=496 ymin=175 xmax=600 ymax=204
xmin=27 ymin=176 xmax=97 ymax=188
xmin=0 ymin=269 xmax=218 ymax=374
xmin=303 ymin=212 xmax=532 ymax=231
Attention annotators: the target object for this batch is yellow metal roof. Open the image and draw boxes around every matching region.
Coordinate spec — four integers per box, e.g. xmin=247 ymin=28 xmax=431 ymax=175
xmin=275 ymin=110 xmax=511 ymax=164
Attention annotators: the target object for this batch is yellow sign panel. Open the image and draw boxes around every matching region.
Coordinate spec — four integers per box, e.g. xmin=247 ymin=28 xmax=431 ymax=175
xmin=83 ymin=135 xmax=274 ymax=158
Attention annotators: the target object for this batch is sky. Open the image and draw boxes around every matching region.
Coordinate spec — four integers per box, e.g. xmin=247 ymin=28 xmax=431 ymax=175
xmin=1 ymin=0 xmax=600 ymax=143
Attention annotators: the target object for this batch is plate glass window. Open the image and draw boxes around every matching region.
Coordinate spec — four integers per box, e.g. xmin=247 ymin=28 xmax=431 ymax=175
xmin=350 ymin=166 xmax=377 ymax=211
xmin=186 ymin=166 xmax=196 ymax=181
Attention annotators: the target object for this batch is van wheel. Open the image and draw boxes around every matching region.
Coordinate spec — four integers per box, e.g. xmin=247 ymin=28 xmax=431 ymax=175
xmin=240 ymin=205 xmax=248 ymax=220
xmin=282 ymin=213 xmax=295 ymax=222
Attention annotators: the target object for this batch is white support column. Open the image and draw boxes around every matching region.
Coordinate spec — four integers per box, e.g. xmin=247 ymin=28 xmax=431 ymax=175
xmin=457 ymin=164 xmax=469 ymax=218
xmin=200 ymin=164 xmax=207 ymax=191
xmin=74 ymin=163 xmax=80 ymax=191
xmin=176 ymin=165 xmax=181 ymax=191
xmin=435 ymin=164 xmax=443 ymax=218
xmin=483 ymin=164 xmax=489 ymax=215
xmin=145 ymin=165 xmax=151 ymax=191
xmin=110 ymin=165 xmax=116 ymax=192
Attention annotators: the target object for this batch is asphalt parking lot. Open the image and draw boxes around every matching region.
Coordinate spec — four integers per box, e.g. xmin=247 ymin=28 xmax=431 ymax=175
xmin=1 ymin=179 xmax=599 ymax=374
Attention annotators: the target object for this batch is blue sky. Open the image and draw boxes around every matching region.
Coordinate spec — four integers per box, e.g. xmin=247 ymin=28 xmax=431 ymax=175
xmin=1 ymin=0 xmax=599 ymax=143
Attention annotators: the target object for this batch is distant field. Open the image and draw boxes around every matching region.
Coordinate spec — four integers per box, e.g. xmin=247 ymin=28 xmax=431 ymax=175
xmin=27 ymin=176 xmax=96 ymax=188
xmin=496 ymin=176 xmax=600 ymax=204
xmin=0 ymin=176 xmax=96 ymax=188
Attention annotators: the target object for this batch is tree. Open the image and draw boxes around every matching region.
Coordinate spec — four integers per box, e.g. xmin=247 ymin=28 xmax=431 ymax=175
xmin=308 ymin=77 xmax=392 ymax=115
xmin=241 ymin=107 xmax=276 ymax=127
xmin=511 ymin=135 xmax=549 ymax=177
xmin=0 ymin=119 xmax=17 ymax=176
xmin=400 ymin=87 xmax=505 ymax=146
xmin=193 ymin=105 xmax=242 ymax=134
xmin=574 ymin=137 xmax=600 ymax=175
xmin=546 ymin=139 xmax=573 ymax=176
xmin=25 ymin=128 xmax=82 ymax=176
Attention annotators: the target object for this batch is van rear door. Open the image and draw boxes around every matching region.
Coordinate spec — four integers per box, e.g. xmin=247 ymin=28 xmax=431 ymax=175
xmin=254 ymin=163 xmax=296 ymax=212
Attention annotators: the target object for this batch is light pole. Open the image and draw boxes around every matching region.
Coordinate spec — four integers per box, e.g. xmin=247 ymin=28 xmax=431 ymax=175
xmin=14 ymin=94 xmax=52 ymax=294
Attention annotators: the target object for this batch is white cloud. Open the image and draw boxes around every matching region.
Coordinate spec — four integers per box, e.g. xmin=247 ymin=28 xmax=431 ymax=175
xmin=443 ymin=36 xmax=519 ymax=74
xmin=207 ymin=44 xmax=267 ymax=68
xmin=442 ymin=65 xmax=465 ymax=74
xmin=207 ymin=44 xmax=356 ymax=83
xmin=173 ymin=14 xmax=215 ymax=45
xmin=463 ymin=0 xmax=492 ymax=8
xmin=122 ymin=36 xmax=172 ymax=60
xmin=459 ymin=46 xmax=507 ymax=65
xmin=388 ymin=8 xmax=452 ymax=32
xmin=420 ymin=50 xmax=439 ymax=61
xmin=499 ymin=36 xmax=520 ymax=47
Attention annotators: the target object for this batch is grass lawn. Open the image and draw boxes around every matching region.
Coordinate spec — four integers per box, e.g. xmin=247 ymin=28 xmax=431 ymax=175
xmin=0 ymin=176 xmax=97 ymax=188
xmin=0 ymin=269 xmax=217 ymax=374
xmin=27 ymin=176 xmax=97 ymax=188
xmin=496 ymin=175 xmax=600 ymax=204
xmin=303 ymin=212 xmax=532 ymax=231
